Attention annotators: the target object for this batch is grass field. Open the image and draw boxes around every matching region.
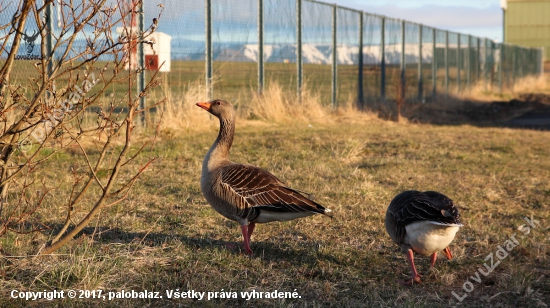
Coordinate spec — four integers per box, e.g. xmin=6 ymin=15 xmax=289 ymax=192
xmin=5 ymin=58 xmax=508 ymax=111
xmin=1 ymin=84 xmax=549 ymax=307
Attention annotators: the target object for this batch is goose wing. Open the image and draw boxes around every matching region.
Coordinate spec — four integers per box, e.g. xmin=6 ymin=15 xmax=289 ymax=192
xmin=220 ymin=164 xmax=330 ymax=216
xmin=387 ymin=190 xmax=461 ymax=244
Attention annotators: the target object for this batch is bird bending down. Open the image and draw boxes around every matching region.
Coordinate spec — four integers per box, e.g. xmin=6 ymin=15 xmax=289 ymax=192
xmin=196 ymin=99 xmax=332 ymax=255
xmin=385 ymin=190 xmax=462 ymax=284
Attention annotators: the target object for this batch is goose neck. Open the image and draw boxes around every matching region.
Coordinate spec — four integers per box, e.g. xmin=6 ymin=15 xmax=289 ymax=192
xmin=204 ymin=117 xmax=235 ymax=170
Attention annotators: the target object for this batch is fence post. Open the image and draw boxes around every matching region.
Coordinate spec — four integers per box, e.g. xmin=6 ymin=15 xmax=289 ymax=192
xmin=296 ymin=0 xmax=302 ymax=97
xmin=418 ymin=24 xmax=422 ymax=101
xmin=357 ymin=12 xmax=364 ymax=109
xmin=499 ymin=44 xmax=503 ymax=93
xmin=467 ymin=34 xmax=471 ymax=93
xmin=483 ymin=38 xmax=492 ymax=91
xmin=512 ymin=45 xmax=516 ymax=87
xmin=331 ymin=5 xmax=338 ymax=109
xmin=380 ymin=17 xmax=385 ymax=101
xmin=205 ymin=0 xmax=213 ymax=100
xmin=137 ymin=0 xmax=145 ymax=125
xmin=527 ymin=48 xmax=535 ymax=75
xmin=476 ymin=37 xmax=480 ymax=84
xmin=521 ymin=48 xmax=525 ymax=78
xmin=535 ymin=48 xmax=539 ymax=76
xmin=494 ymin=42 xmax=498 ymax=90
xmin=533 ymin=48 xmax=536 ymax=76
xmin=45 ymin=2 xmax=54 ymax=77
xmin=536 ymin=48 xmax=540 ymax=76
xmin=543 ymin=48 xmax=545 ymax=75
xmin=457 ymin=34 xmax=461 ymax=93
xmin=258 ymin=0 xmax=264 ymax=94
xmin=400 ymin=20 xmax=405 ymax=100
xmin=445 ymin=31 xmax=449 ymax=95
xmin=432 ymin=28 xmax=436 ymax=99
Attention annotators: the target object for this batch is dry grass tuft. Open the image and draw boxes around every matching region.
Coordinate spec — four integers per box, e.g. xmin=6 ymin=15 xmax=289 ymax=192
xmin=155 ymin=80 xmax=215 ymax=135
xmin=461 ymin=75 xmax=550 ymax=102
xmin=511 ymin=74 xmax=550 ymax=95
xmin=243 ymin=82 xmax=331 ymax=123
xmin=156 ymin=80 xmax=341 ymax=136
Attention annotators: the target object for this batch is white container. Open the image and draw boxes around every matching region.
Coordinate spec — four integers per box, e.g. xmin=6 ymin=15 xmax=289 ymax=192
xmin=144 ymin=32 xmax=172 ymax=72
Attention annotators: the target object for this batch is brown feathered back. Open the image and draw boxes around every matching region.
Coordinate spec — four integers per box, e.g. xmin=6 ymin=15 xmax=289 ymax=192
xmin=385 ymin=190 xmax=461 ymax=245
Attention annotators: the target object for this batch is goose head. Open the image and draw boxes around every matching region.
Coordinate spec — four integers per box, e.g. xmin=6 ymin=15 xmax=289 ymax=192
xmin=196 ymin=99 xmax=235 ymax=120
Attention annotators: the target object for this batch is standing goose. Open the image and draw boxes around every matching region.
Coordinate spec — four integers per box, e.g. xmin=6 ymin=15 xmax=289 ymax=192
xmin=385 ymin=190 xmax=462 ymax=284
xmin=196 ymin=99 xmax=332 ymax=255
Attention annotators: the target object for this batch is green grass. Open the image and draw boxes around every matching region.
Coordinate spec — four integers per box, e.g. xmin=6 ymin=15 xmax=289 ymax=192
xmin=5 ymin=59 xmax=463 ymax=109
xmin=1 ymin=113 xmax=549 ymax=307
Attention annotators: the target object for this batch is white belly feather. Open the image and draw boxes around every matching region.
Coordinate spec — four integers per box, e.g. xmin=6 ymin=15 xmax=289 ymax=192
xmin=404 ymin=221 xmax=461 ymax=256
xmin=253 ymin=210 xmax=316 ymax=223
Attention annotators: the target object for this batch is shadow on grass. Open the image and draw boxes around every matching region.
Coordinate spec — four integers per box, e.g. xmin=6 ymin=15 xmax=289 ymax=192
xmin=42 ymin=225 xmax=345 ymax=265
xmin=369 ymin=93 xmax=550 ymax=131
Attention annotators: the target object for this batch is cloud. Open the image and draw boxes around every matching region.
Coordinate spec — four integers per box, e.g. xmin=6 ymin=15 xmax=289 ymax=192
xmin=333 ymin=1 xmax=502 ymax=39
xmin=343 ymin=0 xmax=497 ymax=9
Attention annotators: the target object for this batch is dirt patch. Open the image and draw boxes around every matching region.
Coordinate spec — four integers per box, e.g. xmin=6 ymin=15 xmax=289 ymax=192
xmin=396 ymin=93 xmax=550 ymax=130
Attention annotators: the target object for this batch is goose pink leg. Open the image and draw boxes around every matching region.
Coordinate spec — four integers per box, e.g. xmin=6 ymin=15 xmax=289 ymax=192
xmin=240 ymin=225 xmax=253 ymax=255
xmin=429 ymin=252 xmax=438 ymax=269
xmin=247 ymin=222 xmax=256 ymax=243
xmin=429 ymin=247 xmax=452 ymax=270
xmin=398 ymin=249 xmax=423 ymax=285
xmin=442 ymin=246 xmax=453 ymax=260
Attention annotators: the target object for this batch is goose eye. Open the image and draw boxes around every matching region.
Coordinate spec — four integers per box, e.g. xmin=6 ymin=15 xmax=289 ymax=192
xmin=216 ymin=101 xmax=221 ymax=105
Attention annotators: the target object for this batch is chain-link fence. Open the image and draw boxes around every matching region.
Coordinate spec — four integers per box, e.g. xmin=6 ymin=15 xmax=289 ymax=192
xmin=2 ymin=0 xmax=545 ymax=109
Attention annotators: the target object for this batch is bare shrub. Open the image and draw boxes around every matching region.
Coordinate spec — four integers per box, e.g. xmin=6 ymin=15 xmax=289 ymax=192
xmin=0 ymin=0 xmax=164 ymax=254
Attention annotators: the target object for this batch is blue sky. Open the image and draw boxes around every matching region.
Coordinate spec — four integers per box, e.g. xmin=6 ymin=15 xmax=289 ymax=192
xmin=333 ymin=0 xmax=503 ymax=42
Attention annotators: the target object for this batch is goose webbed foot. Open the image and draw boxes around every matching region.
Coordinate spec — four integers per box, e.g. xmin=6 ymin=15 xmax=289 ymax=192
xmin=398 ymin=273 xmax=423 ymax=285
xmin=398 ymin=249 xmax=423 ymax=285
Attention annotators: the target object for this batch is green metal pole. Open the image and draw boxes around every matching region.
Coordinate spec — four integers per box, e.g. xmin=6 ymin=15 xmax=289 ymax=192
xmin=332 ymin=5 xmax=338 ymax=109
xmin=467 ymin=35 xmax=471 ymax=93
xmin=296 ymin=0 xmax=302 ymax=97
xmin=380 ymin=17 xmax=386 ymax=101
xmin=137 ymin=0 xmax=145 ymax=125
xmin=540 ymin=47 xmax=544 ymax=76
xmin=418 ymin=24 xmax=423 ymax=101
xmin=258 ymin=0 xmax=264 ymax=94
xmin=45 ymin=2 xmax=53 ymax=77
xmin=445 ymin=31 xmax=449 ymax=95
xmin=205 ymin=0 xmax=212 ymax=99
xmin=485 ymin=39 xmax=489 ymax=90
xmin=432 ymin=28 xmax=436 ymax=99
xmin=357 ymin=12 xmax=364 ymax=108
xmin=499 ymin=44 xmax=503 ymax=93
xmin=457 ymin=34 xmax=461 ymax=94
xmin=476 ymin=37 xmax=480 ymax=84
xmin=400 ymin=20 xmax=405 ymax=100
xmin=512 ymin=45 xmax=516 ymax=87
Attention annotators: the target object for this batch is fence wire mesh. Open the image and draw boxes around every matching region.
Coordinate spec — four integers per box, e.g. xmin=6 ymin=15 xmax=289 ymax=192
xmin=336 ymin=7 xmax=360 ymax=107
xmin=404 ymin=22 xmax=419 ymax=100
xmin=264 ymin=0 xmax=296 ymax=93
xmin=302 ymin=1 xmax=332 ymax=105
xmin=1 ymin=0 xmax=544 ymax=110
xmin=362 ymin=13 xmax=382 ymax=103
xmin=421 ymin=25 xmax=434 ymax=100
xmin=144 ymin=0 xmax=204 ymax=99
xmin=384 ymin=18 xmax=402 ymax=101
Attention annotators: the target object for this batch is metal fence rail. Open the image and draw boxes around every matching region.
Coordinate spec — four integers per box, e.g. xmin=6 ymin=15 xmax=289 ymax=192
xmin=2 ymin=0 xmax=544 ymax=109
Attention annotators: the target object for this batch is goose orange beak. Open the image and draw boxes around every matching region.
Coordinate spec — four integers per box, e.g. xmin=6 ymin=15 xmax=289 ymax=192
xmin=196 ymin=101 xmax=212 ymax=111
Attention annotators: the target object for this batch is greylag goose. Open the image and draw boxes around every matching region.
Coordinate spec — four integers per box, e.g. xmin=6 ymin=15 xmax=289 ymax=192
xmin=196 ymin=99 xmax=332 ymax=255
xmin=385 ymin=190 xmax=462 ymax=284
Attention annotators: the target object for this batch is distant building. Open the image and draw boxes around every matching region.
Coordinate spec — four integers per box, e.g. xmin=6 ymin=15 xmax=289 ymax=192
xmin=503 ymin=0 xmax=549 ymax=60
